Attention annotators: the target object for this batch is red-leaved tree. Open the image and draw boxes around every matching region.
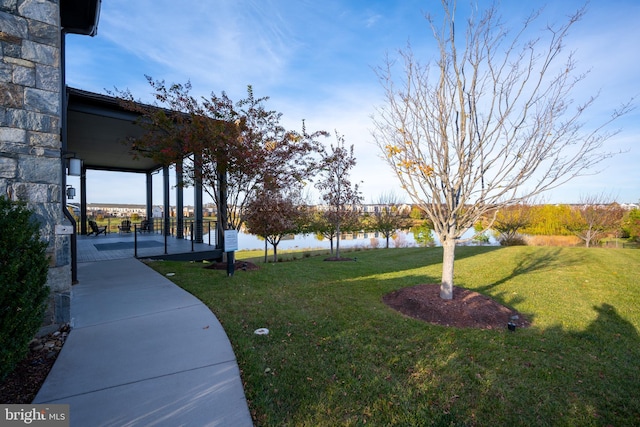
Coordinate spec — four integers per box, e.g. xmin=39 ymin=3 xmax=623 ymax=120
xmin=115 ymin=77 xmax=327 ymax=234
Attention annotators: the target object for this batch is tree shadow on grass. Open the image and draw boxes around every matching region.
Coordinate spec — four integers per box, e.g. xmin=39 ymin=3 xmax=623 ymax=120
xmin=423 ymin=302 xmax=640 ymax=425
xmin=476 ymin=247 xmax=578 ymax=294
xmin=259 ymin=300 xmax=640 ymax=425
xmin=467 ymin=248 xmax=583 ymax=323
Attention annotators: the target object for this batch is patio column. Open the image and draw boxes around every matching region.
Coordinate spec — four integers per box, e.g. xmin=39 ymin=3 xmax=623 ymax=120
xmin=194 ymin=153 xmax=204 ymax=243
xmin=146 ymin=171 xmax=153 ymax=230
xmin=176 ymin=160 xmax=184 ymax=239
xmin=216 ymin=170 xmax=227 ymax=251
xmin=163 ymin=166 xmax=170 ymax=236
xmin=80 ymin=165 xmax=87 ymax=235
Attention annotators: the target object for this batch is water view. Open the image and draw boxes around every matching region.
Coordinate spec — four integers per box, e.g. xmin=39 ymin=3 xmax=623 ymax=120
xmin=222 ymin=228 xmax=498 ymax=252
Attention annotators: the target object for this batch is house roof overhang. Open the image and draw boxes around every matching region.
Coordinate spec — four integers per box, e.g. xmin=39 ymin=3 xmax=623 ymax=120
xmin=61 ymin=0 xmax=102 ymax=36
xmin=66 ymin=87 xmax=164 ymax=173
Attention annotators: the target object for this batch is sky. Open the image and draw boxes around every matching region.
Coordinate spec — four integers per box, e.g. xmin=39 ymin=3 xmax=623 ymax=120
xmin=64 ymin=0 xmax=640 ymax=207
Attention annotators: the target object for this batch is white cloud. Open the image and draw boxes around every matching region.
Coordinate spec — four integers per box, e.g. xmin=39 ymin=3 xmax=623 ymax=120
xmin=64 ymin=0 xmax=639 ymax=205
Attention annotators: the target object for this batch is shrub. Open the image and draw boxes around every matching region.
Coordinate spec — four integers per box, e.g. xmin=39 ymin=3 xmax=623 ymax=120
xmin=498 ymin=234 xmax=528 ymax=246
xmin=0 ymin=197 xmax=49 ymax=381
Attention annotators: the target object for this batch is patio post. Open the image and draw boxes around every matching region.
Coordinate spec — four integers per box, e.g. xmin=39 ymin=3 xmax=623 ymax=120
xmin=176 ymin=159 xmax=184 ymax=239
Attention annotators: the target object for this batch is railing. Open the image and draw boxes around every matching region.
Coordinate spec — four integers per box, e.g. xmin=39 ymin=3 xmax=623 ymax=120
xmin=130 ymin=218 xmax=217 ymax=257
xmin=95 ymin=217 xmax=216 ymax=243
xmin=145 ymin=217 xmax=216 ymax=244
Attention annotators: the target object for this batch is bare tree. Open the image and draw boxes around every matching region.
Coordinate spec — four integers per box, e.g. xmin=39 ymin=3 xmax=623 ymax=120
xmin=570 ymin=195 xmax=625 ymax=248
xmin=315 ymin=132 xmax=363 ymax=259
xmin=372 ymin=1 xmax=632 ymax=299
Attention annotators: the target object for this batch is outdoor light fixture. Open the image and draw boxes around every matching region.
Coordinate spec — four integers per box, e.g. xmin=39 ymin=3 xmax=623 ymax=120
xmin=68 ymin=158 xmax=82 ymax=176
xmin=66 ymin=185 xmax=76 ymax=200
xmin=63 ymin=151 xmax=82 ymax=176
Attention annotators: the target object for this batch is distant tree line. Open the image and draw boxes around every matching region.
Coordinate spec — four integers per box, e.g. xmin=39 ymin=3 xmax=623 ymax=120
xmin=243 ymin=197 xmax=640 ymax=259
xmin=484 ymin=198 xmax=640 ymax=247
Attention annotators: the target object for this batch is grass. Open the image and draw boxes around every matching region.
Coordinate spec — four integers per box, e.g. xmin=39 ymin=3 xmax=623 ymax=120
xmin=148 ymin=246 xmax=640 ymax=426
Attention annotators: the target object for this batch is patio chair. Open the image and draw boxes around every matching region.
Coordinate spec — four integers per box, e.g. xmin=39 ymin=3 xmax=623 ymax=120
xmin=137 ymin=219 xmax=151 ymax=233
xmin=118 ymin=219 xmax=132 ymax=233
xmin=88 ymin=220 xmax=107 ymax=236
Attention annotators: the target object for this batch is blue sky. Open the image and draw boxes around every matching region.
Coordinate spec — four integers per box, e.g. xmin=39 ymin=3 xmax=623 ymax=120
xmin=65 ymin=0 xmax=639 ymax=206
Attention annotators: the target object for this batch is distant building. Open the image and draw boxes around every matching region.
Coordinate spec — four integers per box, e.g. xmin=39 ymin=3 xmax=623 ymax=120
xmin=84 ymin=203 xmax=215 ymax=219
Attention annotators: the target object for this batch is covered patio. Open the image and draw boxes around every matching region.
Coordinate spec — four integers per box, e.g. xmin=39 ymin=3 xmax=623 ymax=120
xmin=63 ymin=87 xmax=224 ymax=268
xmin=76 ymin=231 xmax=220 ymax=263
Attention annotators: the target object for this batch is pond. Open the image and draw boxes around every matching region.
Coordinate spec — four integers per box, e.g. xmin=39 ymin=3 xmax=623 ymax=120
xmin=217 ymin=228 xmax=498 ymax=252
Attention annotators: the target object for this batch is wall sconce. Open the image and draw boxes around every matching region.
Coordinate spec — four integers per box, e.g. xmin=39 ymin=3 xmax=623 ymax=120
xmin=63 ymin=152 xmax=82 ymax=176
xmin=68 ymin=158 xmax=82 ymax=176
xmin=66 ymin=185 xmax=76 ymax=200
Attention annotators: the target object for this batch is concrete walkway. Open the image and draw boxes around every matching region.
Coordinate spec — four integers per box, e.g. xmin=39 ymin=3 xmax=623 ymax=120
xmin=34 ymin=258 xmax=253 ymax=427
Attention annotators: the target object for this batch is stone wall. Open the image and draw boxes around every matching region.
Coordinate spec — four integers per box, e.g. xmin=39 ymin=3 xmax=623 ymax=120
xmin=1 ymin=0 xmax=70 ymax=327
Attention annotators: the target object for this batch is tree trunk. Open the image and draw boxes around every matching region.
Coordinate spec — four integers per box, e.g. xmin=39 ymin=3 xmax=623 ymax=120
xmin=264 ymin=239 xmax=268 ymax=263
xmin=336 ymin=222 xmax=341 ymax=258
xmin=441 ymin=237 xmax=456 ymax=300
xmin=273 ymin=243 xmax=278 ymax=262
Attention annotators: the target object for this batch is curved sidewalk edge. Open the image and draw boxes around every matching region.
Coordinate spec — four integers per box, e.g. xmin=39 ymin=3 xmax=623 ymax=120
xmin=33 ymin=258 xmax=253 ymax=427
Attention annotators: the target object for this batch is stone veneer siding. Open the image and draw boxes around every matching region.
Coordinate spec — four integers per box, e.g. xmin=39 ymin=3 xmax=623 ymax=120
xmin=1 ymin=0 xmax=70 ymax=327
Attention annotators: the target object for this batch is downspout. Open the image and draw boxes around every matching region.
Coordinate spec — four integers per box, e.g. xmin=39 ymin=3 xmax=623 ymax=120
xmin=60 ymin=31 xmax=78 ymax=283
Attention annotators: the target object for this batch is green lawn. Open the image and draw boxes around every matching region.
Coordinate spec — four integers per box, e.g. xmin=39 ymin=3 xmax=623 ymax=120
xmin=148 ymin=246 xmax=640 ymax=426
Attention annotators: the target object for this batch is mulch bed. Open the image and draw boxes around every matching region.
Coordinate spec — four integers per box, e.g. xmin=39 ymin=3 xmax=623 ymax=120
xmin=383 ymin=284 xmax=529 ymax=329
xmin=0 ymin=324 xmax=70 ymax=403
